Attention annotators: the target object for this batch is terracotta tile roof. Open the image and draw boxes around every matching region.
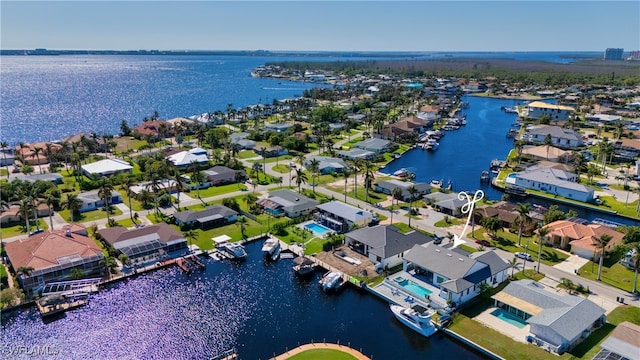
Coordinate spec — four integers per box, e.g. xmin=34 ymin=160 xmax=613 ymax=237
xmin=545 ymin=220 xmax=624 ymax=252
xmin=4 ymin=225 xmax=102 ymax=271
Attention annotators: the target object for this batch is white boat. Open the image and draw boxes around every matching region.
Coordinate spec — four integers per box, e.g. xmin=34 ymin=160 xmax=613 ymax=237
xmin=217 ymin=242 xmax=248 ymax=260
xmin=261 ymin=237 xmax=281 ymax=261
xmin=424 ymin=138 xmax=439 ymax=151
xmin=390 ymin=304 xmax=438 ymax=338
xmin=393 ymin=168 xmax=408 ymax=177
xmin=319 ymin=271 xmax=344 ymax=292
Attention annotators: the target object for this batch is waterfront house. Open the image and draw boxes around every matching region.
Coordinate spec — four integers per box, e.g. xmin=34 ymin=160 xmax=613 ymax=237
xmin=597 ymin=322 xmax=640 ymax=360
xmin=5 ymin=225 xmax=104 ymax=297
xmin=0 ymin=147 xmax=15 ymax=167
xmin=521 ymin=145 xmax=571 ymax=162
xmin=337 ymin=148 xmax=376 ymax=161
xmin=403 ymin=245 xmax=509 ymax=306
xmin=507 ymin=168 xmax=594 ymax=202
xmin=542 ymin=219 xmax=624 ymax=255
xmin=423 ymin=192 xmax=467 ymax=217
xmin=492 ymin=280 xmax=605 ymax=354
xmin=22 ymin=172 xmax=64 ymax=184
xmin=14 ymin=142 xmax=60 ymax=166
xmin=525 ymin=101 xmax=575 ymax=121
xmin=522 ymin=125 xmax=584 ymax=148
xmin=256 ymin=189 xmax=318 ymax=218
xmin=97 ymin=223 xmax=188 ymax=265
xmin=132 ymin=120 xmax=165 ymax=139
xmin=82 ymin=158 xmax=133 ymax=177
xmin=77 ymin=190 xmax=122 ymax=213
xmin=379 ymin=116 xmax=432 ymax=140
xmin=203 ymin=165 xmax=244 ymax=185
xmin=353 ymin=138 xmax=391 ymax=154
xmin=166 ymin=147 xmax=209 ymax=168
xmin=304 ymin=156 xmax=348 ymax=174
xmin=345 ymin=225 xmax=433 ymax=272
xmin=472 ymin=201 xmax=541 ymax=232
xmin=374 ymin=179 xmax=431 ymax=201
xmin=315 ymin=200 xmax=374 ymax=233
xmin=172 ymin=204 xmax=238 ymax=229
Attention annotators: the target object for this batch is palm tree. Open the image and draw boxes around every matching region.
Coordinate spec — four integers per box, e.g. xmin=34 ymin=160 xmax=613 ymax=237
xmin=145 ymin=174 xmax=163 ymax=214
xmin=308 ymin=158 xmax=320 ymax=193
xmin=17 ymin=197 xmax=35 ymax=235
xmin=172 ymin=170 xmax=184 ymax=210
xmin=99 ymin=256 xmax=117 ymax=279
xmin=630 ymin=243 xmax=640 ymax=294
xmin=17 ymin=266 xmax=34 ymax=277
xmin=407 ymin=186 xmax=419 ymax=228
xmin=342 ymin=167 xmax=351 ymax=202
xmin=183 ymin=229 xmax=197 ymax=252
xmin=0 ymin=141 xmax=10 ymax=179
xmin=362 ymin=160 xmax=376 ymax=203
xmin=189 ymin=161 xmax=204 ymax=200
xmin=251 ymin=162 xmax=263 ymax=183
xmin=544 ymin=134 xmax=552 ymax=160
xmin=596 ymin=234 xmax=612 ymax=281
xmin=236 ymin=215 xmax=248 ymax=240
xmin=44 ymin=193 xmax=57 ymax=231
xmin=292 ymin=168 xmax=308 ymax=193
xmin=391 ymin=186 xmax=404 ymax=225
xmin=508 ymin=257 xmax=521 ymax=278
xmin=98 ymin=178 xmax=115 ymax=224
xmin=536 ymin=226 xmax=550 ymax=273
xmin=349 ymin=158 xmax=363 ymax=198
xmin=62 ymin=193 xmax=82 ymax=222
xmin=516 ymin=203 xmax=532 ymax=246
xmin=259 ymin=146 xmax=267 ymax=176
xmin=120 ymin=176 xmax=136 ymax=223
xmin=33 ymin=146 xmax=44 ymax=174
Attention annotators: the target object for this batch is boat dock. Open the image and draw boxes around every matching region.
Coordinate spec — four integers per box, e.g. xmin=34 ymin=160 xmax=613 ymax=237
xmin=41 ymin=278 xmax=101 ymax=297
xmin=36 ymin=294 xmax=89 ymax=317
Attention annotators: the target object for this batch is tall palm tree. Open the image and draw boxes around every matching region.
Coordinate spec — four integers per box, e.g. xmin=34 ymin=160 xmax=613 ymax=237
xmin=0 ymin=141 xmax=10 ymax=179
xmin=251 ymin=162 xmax=263 ymax=183
xmin=391 ymin=187 xmax=404 ymax=225
xmin=407 ymin=186 xmax=419 ymax=228
xmin=342 ymin=167 xmax=351 ymax=202
xmin=508 ymin=257 xmax=522 ymax=278
xmin=99 ymin=256 xmax=117 ymax=279
xmin=189 ymin=161 xmax=204 ymax=200
xmin=536 ymin=226 xmax=550 ymax=273
xmin=32 ymin=146 xmax=44 ymax=174
xmin=17 ymin=196 xmax=35 ymax=235
xmin=145 ymin=174 xmax=163 ymax=214
xmin=98 ymin=178 xmax=115 ymax=224
xmin=349 ymin=158 xmax=363 ymax=198
xmin=260 ymin=146 xmax=267 ymax=176
xmin=308 ymin=158 xmax=320 ymax=193
xmin=62 ymin=193 xmax=82 ymax=222
xmin=596 ymin=234 xmax=612 ymax=281
xmin=630 ymin=243 xmax=640 ymax=294
xmin=236 ymin=215 xmax=248 ymax=240
xmin=516 ymin=203 xmax=532 ymax=246
xmin=362 ymin=160 xmax=376 ymax=203
xmin=183 ymin=229 xmax=197 ymax=252
xmin=544 ymin=134 xmax=552 ymax=160
xmin=44 ymin=193 xmax=57 ymax=231
xmin=120 ymin=175 xmax=136 ymax=223
xmin=292 ymin=168 xmax=308 ymax=193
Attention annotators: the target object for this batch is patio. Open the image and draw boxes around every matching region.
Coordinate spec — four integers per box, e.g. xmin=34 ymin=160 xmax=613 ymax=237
xmin=475 ymin=307 xmax=531 ymax=343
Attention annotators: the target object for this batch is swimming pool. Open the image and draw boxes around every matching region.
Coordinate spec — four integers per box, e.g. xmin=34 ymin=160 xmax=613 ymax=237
xmin=394 ymin=276 xmax=432 ymax=299
xmin=304 ymin=222 xmax=333 ymax=238
xmin=491 ymin=308 xmax=527 ymax=329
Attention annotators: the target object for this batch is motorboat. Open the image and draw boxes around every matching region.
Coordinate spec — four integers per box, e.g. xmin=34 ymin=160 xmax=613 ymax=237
xmin=318 ymin=271 xmax=344 ymax=292
xmin=390 ymin=304 xmax=438 ymax=338
xmin=261 ymin=237 xmax=281 ymax=261
xmin=217 ymin=242 xmax=248 ymax=260
xmin=423 ymin=138 xmax=439 ymax=151
xmin=292 ymin=257 xmax=316 ymax=278
xmin=393 ymin=168 xmax=408 ymax=177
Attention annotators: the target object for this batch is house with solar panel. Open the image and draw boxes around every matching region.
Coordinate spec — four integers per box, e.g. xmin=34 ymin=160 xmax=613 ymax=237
xmin=492 ymin=280 xmax=606 ymax=354
xmin=97 ymin=223 xmax=188 ymax=265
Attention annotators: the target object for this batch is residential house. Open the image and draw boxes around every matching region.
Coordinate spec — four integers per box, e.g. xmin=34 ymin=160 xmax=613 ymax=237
xmin=492 ymin=280 xmax=605 ymax=354
xmin=374 ymin=179 xmax=431 ymax=201
xmin=130 ymin=179 xmax=180 ymax=195
xmin=22 ymin=173 xmax=64 ymax=184
xmin=353 ymin=138 xmax=391 ymax=154
xmin=14 ymin=142 xmax=60 ymax=166
xmin=337 ymin=148 xmax=376 ymax=161
xmin=82 ymin=159 xmax=133 ymax=177
xmin=0 ymin=147 xmax=15 ymax=167
xmin=166 ymin=147 xmax=209 ymax=168
xmin=424 ymin=192 xmax=467 ymax=216
xmin=97 ymin=223 xmax=188 ymax=265
xmin=521 ymin=145 xmax=572 ymax=162
xmin=264 ymin=123 xmax=292 ymax=133
xmin=257 ymin=189 xmax=319 ymax=218
xmin=304 ymin=156 xmax=348 ymax=174
xmin=5 ymin=225 xmax=104 ymax=296
xmin=522 ymin=125 xmax=584 ymax=148
xmin=403 ymin=244 xmax=509 ymax=306
xmin=473 ymin=201 xmax=541 ymax=231
xmin=1 ymin=203 xmax=52 ymax=225
xmin=614 ymin=139 xmax=640 ymax=160
xmin=315 ymin=200 xmax=373 ymax=233
xmin=379 ymin=116 xmax=431 ymax=140
xmin=542 ymin=219 xmax=625 ymax=255
xmin=230 ymin=132 xmax=256 ymax=150
xmin=345 ymin=225 xmax=433 ymax=272
xmin=598 ymin=322 xmax=640 ymax=360
xmin=132 ymin=120 xmax=165 ymax=139
xmin=203 ymin=165 xmax=244 ymax=185
xmin=507 ymin=168 xmax=594 ymax=202
xmin=525 ymin=101 xmax=575 ymax=121
xmin=172 ymin=204 xmax=238 ymax=229
xmin=77 ymin=190 xmax=122 ymax=212
xmin=261 ymin=146 xmax=288 ymax=158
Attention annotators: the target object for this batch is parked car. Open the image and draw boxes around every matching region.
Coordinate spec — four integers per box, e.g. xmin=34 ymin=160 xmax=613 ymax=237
xmin=433 ymin=235 xmax=443 ymax=245
xmin=475 ymin=239 xmax=491 ymax=247
xmin=515 ymin=252 xmax=532 ymax=261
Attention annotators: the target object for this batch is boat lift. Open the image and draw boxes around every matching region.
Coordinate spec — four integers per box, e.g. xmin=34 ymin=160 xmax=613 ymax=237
xmin=41 ymin=278 xmax=101 ymax=297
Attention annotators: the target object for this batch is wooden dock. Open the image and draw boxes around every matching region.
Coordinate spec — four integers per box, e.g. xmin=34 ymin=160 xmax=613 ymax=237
xmin=36 ymin=295 xmax=88 ymax=317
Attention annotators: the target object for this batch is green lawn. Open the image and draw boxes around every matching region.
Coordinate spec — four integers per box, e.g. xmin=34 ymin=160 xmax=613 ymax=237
xmin=285 ymin=349 xmax=357 ymax=360
xmin=58 ymin=207 xmax=123 ymax=222
xmin=458 ymin=244 xmax=478 ymax=253
xmin=513 ymin=269 xmax=545 ymax=281
xmin=607 ymin=305 xmax=640 ymax=325
xmin=237 ymin=150 xmax=257 ymax=159
xmin=1 ymin=219 xmax=49 ymax=238
xmin=273 ymin=164 xmax=292 ymax=174
xmin=0 ymin=169 xmax=7 ymax=176
xmin=472 ymin=228 xmax=569 ymax=265
xmin=189 ymin=183 xmax=248 ymax=198
xmin=578 ymin=261 xmax=636 ymax=293
xmin=434 ymin=217 xmax=463 ymax=227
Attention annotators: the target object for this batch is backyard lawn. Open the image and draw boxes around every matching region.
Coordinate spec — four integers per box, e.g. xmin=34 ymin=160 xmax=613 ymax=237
xmin=58 ymin=207 xmax=123 ymax=223
xmin=578 ymin=261 xmax=637 ymax=293
xmin=189 ymin=183 xmax=248 ymax=198
xmin=1 ymin=219 xmax=48 ymax=238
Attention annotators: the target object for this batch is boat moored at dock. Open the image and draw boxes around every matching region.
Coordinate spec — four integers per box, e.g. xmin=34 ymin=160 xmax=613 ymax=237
xmin=318 ymin=271 xmax=344 ymax=292
xmin=390 ymin=304 xmax=438 ymax=338
xmin=217 ymin=242 xmax=248 ymax=261
xmin=261 ymin=237 xmax=281 ymax=261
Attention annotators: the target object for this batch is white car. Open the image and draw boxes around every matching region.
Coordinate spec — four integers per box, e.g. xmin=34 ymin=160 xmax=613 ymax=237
xmin=515 ymin=252 xmax=532 ymax=261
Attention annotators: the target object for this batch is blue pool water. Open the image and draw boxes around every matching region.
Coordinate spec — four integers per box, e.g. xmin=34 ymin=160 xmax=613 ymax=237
xmin=491 ymin=308 xmax=527 ymax=329
xmin=304 ymin=222 xmax=332 ymax=237
xmin=395 ymin=277 xmax=433 ymax=298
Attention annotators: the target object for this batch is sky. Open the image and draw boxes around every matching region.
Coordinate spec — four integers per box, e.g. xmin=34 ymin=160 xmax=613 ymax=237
xmin=1 ymin=1 xmax=639 ymax=52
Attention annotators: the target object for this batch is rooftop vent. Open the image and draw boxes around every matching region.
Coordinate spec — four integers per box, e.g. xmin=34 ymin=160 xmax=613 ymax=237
xmin=65 ymin=225 xmax=72 ymax=237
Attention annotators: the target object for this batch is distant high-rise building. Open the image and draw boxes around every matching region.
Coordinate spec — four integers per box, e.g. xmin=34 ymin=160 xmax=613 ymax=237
xmin=604 ymin=48 xmax=624 ymax=61
xmin=627 ymin=50 xmax=640 ymax=61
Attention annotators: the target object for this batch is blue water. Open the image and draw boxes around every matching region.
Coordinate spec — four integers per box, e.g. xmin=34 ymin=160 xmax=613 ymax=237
xmin=0 ymin=240 xmax=486 ymax=359
xmin=490 ymin=308 xmax=527 ymax=329
xmin=397 ymin=278 xmax=433 ymax=298
xmin=1 ymin=52 xmax=599 ymax=145
xmin=304 ymin=221 xmax=332 ymax=236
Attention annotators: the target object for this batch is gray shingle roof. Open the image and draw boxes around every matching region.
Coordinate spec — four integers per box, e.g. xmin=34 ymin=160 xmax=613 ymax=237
xmin=173 ymin=204 xmax=238 ymax=223
xmin=354 ymin=138 xmax=390 ymax=151
xmin=267 ymin=189 xmax=319 ymax=214
xmin=346 ymin=225 xmax=432 ymax=259
xmin=316 ymin=201 xmax=373 ymax=223
xmin=404 ymin=244 xmax=480 ymax=280
xmin=470 ymin=251 xmax=510 ymax=275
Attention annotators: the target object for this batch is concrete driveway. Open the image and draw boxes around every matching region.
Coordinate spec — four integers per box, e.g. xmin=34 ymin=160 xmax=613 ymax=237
xmin=553 ymin=253 xmax=590 ymax=274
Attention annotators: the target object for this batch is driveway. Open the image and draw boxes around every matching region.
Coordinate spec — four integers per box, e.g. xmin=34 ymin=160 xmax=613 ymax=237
xmin=553 ymin=253 xmax=589 ymax=274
